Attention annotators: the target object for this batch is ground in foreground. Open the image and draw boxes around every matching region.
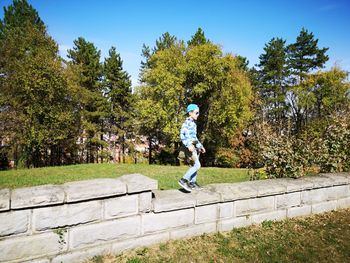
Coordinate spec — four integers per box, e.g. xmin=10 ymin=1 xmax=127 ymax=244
xmin=87 ymin=209 xmax=350 ymax=263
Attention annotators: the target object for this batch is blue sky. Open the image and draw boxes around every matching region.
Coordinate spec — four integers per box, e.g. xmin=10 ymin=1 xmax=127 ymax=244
xmin=1 ymin=0 xmax=350 ymax=86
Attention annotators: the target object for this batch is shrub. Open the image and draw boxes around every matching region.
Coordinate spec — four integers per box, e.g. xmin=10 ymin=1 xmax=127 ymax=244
xmin=314 ymin=116 xmax=350 ymax=172
xmin=215 ymin=147 xmax=240 ymax=168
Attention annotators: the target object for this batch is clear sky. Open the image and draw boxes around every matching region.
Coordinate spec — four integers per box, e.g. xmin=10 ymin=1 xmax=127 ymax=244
xmin=1 ymin=0 xmax=350 ymax=86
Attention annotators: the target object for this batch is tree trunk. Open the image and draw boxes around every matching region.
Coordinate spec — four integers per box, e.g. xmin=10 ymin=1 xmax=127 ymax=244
xmin=148 ymin=135 xmax=152 ymax=164
xmin=122 ymin=133 xmax=125 ymax=163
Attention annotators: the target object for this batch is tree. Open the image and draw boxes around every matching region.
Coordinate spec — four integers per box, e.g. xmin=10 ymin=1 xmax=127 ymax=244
xmin=256 ymin=37 xmax=289 ymax=133
xmin=140 ymin=32 xmax=177 ymax=83
xmin=67 ymin=37 xmax=108 ymax=163
xmin=286 ymin=28 xmax=329 ymax=133
xmin=187 ymin=27 xmax=209 ymax=46
xmin=137 ymin=31 xmax=254 ymax=165
xmin=0 ymin=0 xmax=45 ymax=40
xmin=0 ymin=0 xmax=77 ymax=167
xmin=103 ymin=46 xmax=133 ymax=163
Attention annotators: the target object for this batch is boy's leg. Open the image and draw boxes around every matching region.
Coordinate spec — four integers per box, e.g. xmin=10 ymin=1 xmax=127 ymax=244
xmin=183 ymin=150 xmax=200 ymax=181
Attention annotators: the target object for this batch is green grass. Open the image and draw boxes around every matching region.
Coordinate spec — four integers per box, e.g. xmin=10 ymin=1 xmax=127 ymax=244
xmin=0 ymin=163 xmax=249 ymax=189
xmin=87 ymin=209 xmax=350 ymax=263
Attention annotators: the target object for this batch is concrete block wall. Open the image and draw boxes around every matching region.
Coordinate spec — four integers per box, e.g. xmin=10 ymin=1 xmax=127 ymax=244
xmin=0 ymin=172 xmax=350 ymax=262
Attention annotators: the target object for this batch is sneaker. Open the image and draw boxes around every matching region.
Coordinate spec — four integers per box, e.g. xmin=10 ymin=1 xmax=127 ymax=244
xmin=189 ymin=182 xmax=203 ymax=190
xmin=178 ymin=178 xmax=192 ymax=192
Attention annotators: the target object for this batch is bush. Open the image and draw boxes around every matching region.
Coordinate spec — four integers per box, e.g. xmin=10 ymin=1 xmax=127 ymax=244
xmin=314 ymin=116 xmax=350 ymax=173
xmin=215 ymin=147 xmax=240 ymax=168
xmin=262 ymin=136 xmax=310 ymax=178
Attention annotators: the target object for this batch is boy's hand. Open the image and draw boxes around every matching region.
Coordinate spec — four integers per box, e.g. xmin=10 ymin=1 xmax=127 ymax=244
xmin=188 ymin=145 xmax=195 ymax=152
xmin=200 ymin=147 xmax=206 ymax=153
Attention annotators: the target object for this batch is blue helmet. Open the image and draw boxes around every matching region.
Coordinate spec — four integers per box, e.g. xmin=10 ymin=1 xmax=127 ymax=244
xmin=186 ymin=104 xmax=199 ymax=113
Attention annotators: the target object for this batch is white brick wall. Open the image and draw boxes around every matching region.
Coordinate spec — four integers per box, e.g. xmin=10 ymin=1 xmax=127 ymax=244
xmin=0 ymin=173 xmax=349 ymax=263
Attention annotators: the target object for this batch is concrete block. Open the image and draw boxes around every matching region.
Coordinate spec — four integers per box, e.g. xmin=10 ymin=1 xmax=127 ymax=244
xmin=11 ymin=185 xmax=64 ymax=209
xmin=320 ymin=173 xmax=350 ymax=185
xmin=51 ymin=243 xmax=111 ymax=263
xmin=227 ymin=181 xmax=258 ymax=200
xmin=235 ymin=196 xmax=274 ymax=216
xmin=251 ymin=210 xmax=286 ymax=224
xmin=119 ymin=173 xmax=158 ymax=193
xmin=207 ymin=182 xmax=258 ymax=202
xmin=152 ymin=190 xmax=195 ymax=213
xmin=139 ymin=192 xmax=152 ymax=213
xmin=63 ymin=178 xmax=126 ymax=202
xmin=312 ymin=201 xmax=337 ymax=214
xmin=326 ymin=185 xmax=350 ymax=200
xmin=217 ymin=216 xmax=252 ymax=232
xmin=292 ymin=177 xmax=314 ymax=190
xmin=33 ymin=200 xmax=102 ymax=231
xmin=276 ymin=178 xmax=304 ymax=193
xmin=70 ymin=215 xmax=141 ymax=249
xmin=111 ymin=232 xmax=170 ymax=254
xmin=142 ymin=208 xmax=194 ymax=234
xmin=287 ymin=205 xmax=312 ymax=218
xmin=0 ymin=232 xmax=65 ymax=262
xmin=276 ymin=192 xmax=301 ymax=209
xmin=191 ymin=188 xmax=221 ymax=206
xmin=255 ymin=179 xmax=286 ymax=196
xmin=301 ymin=188 xmax=331 ymax=205
xmin=337 ymin=197 xmax=350 ymax=209
xmin=104 ymin=195 xmax=138 ymax=219
xmin=302 ymin=175 xmax=336 ymax=188
xmin=170 ymin=222 xmax=216 ymax=240
xmin=219 ymin=202 xmax=234 ymax=219
xmin=195 ymin=204 xmax=218 ymax=224
xmin=0 ymin=188 xmax=10 ymax=211
xmin=0 ymin=210 xmax=29 ymax=237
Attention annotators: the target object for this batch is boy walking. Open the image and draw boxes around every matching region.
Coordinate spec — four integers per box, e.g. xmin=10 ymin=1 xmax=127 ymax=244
xmin=178 ymin=104 xmax=206 ymax=192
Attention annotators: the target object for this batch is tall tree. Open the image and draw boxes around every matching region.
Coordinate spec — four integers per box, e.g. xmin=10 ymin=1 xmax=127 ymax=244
xmin=137 ymin=34 xmax=253 ymax=165
xmin=287 ymin=28 xmax=329 ymax=133
xmin=103 ymin=46 xmax=133 ymax=163
xmin=257 ymin=37 xmax=288 ymax=133
xmin=0 ymin=0 xmax=77 ymax=167
xmin=67 ymin=37 xmax=108 ymax=163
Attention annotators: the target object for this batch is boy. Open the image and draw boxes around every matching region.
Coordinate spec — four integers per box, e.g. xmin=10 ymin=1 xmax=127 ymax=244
xmin=178 ymin=104 xmax=206 ymax=192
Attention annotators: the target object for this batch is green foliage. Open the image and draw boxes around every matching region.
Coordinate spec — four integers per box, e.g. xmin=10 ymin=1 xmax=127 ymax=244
xmin=137 ymin=32 xmax=254 ymax=164
xmin=263 ymin=135 xmax=310 ymax=178
xmin=256 ymin=37 xmax=288 ymax=132
xmin=313 ymin=115 xmax=350 ymax=173
xmin=0 ymin=0 xmax=45 ymax=40
xmin=287 ymin=28 xmax=329 ymax=81
xmin=248 ymin=121 xmax=310 ymax=178
xmin=187 ymin=27 xmax=209 ymax=46
xmin=103 ymin=46 xmax=133 ymax=163
xmin=0 ymin=1 xmax=78 ymax=167
xmin=215 ymin=147 xmax=240 ymax=168
xmin=67 ymin=37 xmax=109 ymax=163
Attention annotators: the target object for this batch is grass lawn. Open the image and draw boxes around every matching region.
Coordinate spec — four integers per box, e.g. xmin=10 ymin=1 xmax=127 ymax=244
xmin=87 ymin=208 xmax=350 ymax=263
xmin=0 ymin=163 xmax=249 ymax=189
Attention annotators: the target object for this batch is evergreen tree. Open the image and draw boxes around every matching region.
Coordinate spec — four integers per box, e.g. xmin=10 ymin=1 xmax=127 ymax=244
xmin=140 ymin=32 xmax=177 ymax=83
xmin=286 ymin=28 xmax=329 ymax=133
xmin=187 ymin=27 xmax=209 ymax=46
xmin=67 ymin=37 xmax=108 ymax=163
xmin=0 ymin=0 xmax=45 ymax=40
xmin=257 ymin=37 xmax=289 ymax=133
xmin=287 ymin=28 xmax=329 ymax=82
xmin=103 ymin=46 xmax=133 ymax=163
